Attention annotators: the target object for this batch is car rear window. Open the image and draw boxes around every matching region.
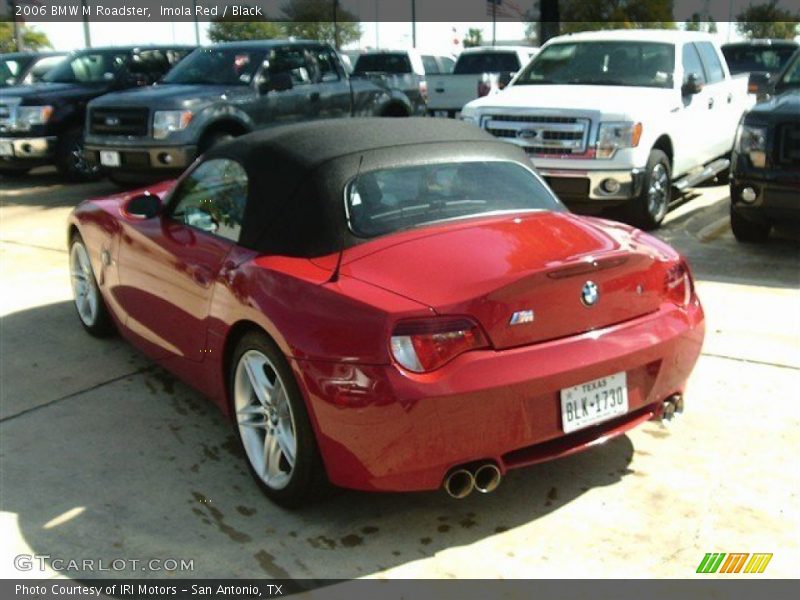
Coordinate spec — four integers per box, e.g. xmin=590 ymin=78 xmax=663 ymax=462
xmin=353 ymin=53 xmax=412 ymax=74
xmin=722 ymin=44 xmax=798 ymax=75
xmin=453 ymin=52 xmax=520 ymax=74
xmin=345 ymin=161 xmax=562 ymax=238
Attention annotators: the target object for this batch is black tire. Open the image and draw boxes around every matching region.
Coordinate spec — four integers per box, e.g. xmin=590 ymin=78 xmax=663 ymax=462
xmin=198 ymin=131 xmax=235 ymax=154
xmin=56 ymin=127 xmax=102 ymax=181
xmin=68 ymin=232 xmax=115 ymax=337
xmin=0 ymin=167 xmax=31 ymax=178
xmin=621 ymin=149 xmax=672 ymax=231
xmin=731 ymin=207 xmax=770 ymax=243
xmin=229 ymin=330 xmax=327 ymax=508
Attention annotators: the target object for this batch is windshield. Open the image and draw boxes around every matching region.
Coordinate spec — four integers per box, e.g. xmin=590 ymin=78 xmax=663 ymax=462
xmin=353 ymin=54 xmax=411 ymax=74
xmin=345 ymin=161 xmax=562 ymax=238
xmin=722 ymin=44 xmax=797 ymax=75
xmin=779 ymin=52 xmax=800 ymax=88
xmin=516 ymin=41 xmax=675 ymax=88
xmin=43 ymin=51 xmax=129 ymax=83
xmin=163 ymin=48 xmax=263 ymax=85
xmin=0 ymin=56 xmax=34 ymax=86
xmin=454 ymin=52 xmax=521 ymax=74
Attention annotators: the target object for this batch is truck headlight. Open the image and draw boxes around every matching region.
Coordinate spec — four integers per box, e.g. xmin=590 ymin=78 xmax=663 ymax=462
xmin=596 ymin=121 xmax=642 ymax=159
xmin=16 ymin=105 xmax=53 ymax=129
xmin=153 ymin=110 xmax=193 ymax=140
xmin=459 ymin=113 xmax=478 ymax=125
xmin=735 ymin=124 xmax=767 ymax=168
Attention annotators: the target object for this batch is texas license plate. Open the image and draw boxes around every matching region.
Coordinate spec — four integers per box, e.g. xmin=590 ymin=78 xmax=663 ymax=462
xmin=560 ymin=372 xmax=628 ymax=433
xmin=0 ymin=140 xmax=13 ymax=157
xmin=100 ymin=150 xmax=120 ymax=167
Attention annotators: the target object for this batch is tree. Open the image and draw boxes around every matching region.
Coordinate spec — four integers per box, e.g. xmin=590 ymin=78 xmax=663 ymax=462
xmin=207 ymin=20 xmax=284 ymax=43
xmin=685 ymin=12 xmax=718 ymax=33
xmin=463 ymin=28 xmax=484 ymax=48
xmin=281 ymin=0 xmax=361 ymax=48
xmin=546 ymin=0 xmax=676 ymax=34
xmin=0 ymin=23 xmax=52 ymax=52
xmin=736 ymin=1 xmax=799 ymax=40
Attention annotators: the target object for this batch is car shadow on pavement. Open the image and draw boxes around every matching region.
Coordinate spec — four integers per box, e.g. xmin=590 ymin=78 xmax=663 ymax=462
xmin=0 ymin=169 xmax=119 ymax=209
xmin=1 ymin=301 xmax=637 ymax=581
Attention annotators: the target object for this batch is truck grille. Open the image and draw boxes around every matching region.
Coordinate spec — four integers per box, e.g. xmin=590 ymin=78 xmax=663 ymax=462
xmin=777 ymin=123 xmax=800 ymax=166
xmin=89 ymin=107 xmax=149 ymax=136
xmin=483 ymin=114 xmax=591 ymax=155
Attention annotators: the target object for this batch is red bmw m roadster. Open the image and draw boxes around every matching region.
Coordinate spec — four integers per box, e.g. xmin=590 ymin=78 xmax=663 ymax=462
xmin=68 ymin=118 xmax=704 ymax=506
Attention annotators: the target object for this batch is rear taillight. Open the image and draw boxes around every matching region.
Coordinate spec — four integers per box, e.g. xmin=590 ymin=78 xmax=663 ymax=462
xmin=419 ymin=80 xmax=428 ymax=102
xmin=477 ymin=80 xmax=491 ymax=97
xmin=664 ymin=261 xmax=693 ymax=307
xmin=390 ymin=317 xmax=489 ymax=373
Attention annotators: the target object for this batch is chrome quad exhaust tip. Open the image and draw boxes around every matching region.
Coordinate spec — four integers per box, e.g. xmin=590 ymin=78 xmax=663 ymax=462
xmin=660 ymin=394 xmax=684 ymax=425
xmin=473 ymin=463 xmax=502 ymax=494
xmin=444 ymin=469 xmax=475 ymax=499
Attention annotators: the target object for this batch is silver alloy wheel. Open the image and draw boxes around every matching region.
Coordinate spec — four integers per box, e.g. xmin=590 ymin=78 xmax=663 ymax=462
xmin=70 ymin=241 xmax=99 ymax=326
xmin=234 ymin=350 xmax=297 ymax=490
xmin=647 ymin=163 xmax=670 ymax=222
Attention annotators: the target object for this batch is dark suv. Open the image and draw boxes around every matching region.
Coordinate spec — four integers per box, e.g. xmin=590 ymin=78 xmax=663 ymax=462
xmin=84 ymin=40 xmax=426 ymax=185
xmin=0 ymin=45 xmax=193 ymax=179
xmin=730 ymin=49 xmax=800 ymax=242
xmin=1 ymin=52 xmax=67 ymax=87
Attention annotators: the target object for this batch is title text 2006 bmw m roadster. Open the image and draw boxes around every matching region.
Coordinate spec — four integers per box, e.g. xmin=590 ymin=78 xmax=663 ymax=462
xmin=68 ymin=119 xmax=704 ymax=506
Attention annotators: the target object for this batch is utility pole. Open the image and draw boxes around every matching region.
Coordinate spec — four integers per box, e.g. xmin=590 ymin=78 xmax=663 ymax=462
xmin=374 ymin=0 xmax=379 ymax=48
xmin=539 ymin=0 xmax=560 ymax=45
xmin=10 ymin=0 xmax=24 ymax=51
xmin=411 ymin=0 xmax=416 ymax=48
xmin=333 ymin=0 xmax=340 ymax=50
xmin=492 ymin=0 xmax=497 ymax=46
xmin=192 ymin=0 xmax=200 ymax=45
xmin=81 ymin=0 xmax=91 ymax=48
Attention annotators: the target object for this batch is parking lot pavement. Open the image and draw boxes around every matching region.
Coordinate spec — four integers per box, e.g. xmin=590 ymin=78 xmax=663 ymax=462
xmin=1 ymin=171 xmax=798 ymax=579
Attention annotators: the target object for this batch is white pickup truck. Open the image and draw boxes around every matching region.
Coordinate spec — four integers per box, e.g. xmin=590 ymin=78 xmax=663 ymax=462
xmin=460 ymin=30 xmax=754 ymax=229
xmin=427 ymin=46 xmax=537 ymax=118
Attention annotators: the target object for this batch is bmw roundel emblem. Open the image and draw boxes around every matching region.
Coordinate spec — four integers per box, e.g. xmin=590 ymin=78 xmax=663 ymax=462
xmin=581 ymin=281 xmax=599 ymax=307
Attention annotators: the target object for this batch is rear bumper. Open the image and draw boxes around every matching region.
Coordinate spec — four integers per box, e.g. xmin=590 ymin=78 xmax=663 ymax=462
xmin=292 ymin=299 xmax=705 ymax=492
xmin=538 ymin=168 xmax=646 ymax=208
xmin=0 ymin=135 xmax=57 ymax=166
xmin=84 ymin=143 xmax=197 ymax=174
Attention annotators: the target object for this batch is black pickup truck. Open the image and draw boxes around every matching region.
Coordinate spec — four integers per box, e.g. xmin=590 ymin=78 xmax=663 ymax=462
xmin=84 ymin=40 xmax=427 ymax=184
xmin=730 ymin=49 xmax=800 ymax=242
xmin=0 ymin=45 xmax=193 ymax=179
xmin=1 ymin=52 xmax=67 ymax=87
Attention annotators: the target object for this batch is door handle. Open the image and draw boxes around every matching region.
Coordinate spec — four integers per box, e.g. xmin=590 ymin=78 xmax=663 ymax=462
xmin=708 ymin=97 xmax=715 ymax=109
xmin=435 ymin=87 xmax=445 ymax=93
xmin=727 ymin=93 xmax=733 ymax=104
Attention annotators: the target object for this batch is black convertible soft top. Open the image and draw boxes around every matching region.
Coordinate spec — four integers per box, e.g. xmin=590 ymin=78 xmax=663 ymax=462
xmin=203 ymin=118 xmax=531 ymax=257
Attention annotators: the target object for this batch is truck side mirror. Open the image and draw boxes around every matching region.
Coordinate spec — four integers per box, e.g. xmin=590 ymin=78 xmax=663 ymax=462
xmin=268 ymin=72 xmax=294 ymax=92
xmin=682 ymin=73 xmax=703 ymax=96
xmin=747 ymin=72 xmax=771 ymax=99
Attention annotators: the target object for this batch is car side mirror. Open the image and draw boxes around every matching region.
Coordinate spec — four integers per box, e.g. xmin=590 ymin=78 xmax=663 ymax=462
xmin=682 ymin=73 xmax=703 ymax=95
xmin=498 ymin=71 xmax=515 ymax=89
xmin=123 ymin=192 xmax=161 ymax=219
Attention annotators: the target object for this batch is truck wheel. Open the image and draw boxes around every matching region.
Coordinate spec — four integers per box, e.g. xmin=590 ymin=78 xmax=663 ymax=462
xmin=731 ymin=208 xmax=770 ymax=243
xmin=621 ymin=149 xmax=671 ymax=230
xmin=56 ymin=127 xmax=101 ymax=182
xmin=199 ymin=131 xmax=235 ymax=154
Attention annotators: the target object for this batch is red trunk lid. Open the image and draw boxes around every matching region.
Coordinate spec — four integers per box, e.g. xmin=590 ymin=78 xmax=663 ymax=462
xmin=343 ymin=212 xmax=672 ymax=350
